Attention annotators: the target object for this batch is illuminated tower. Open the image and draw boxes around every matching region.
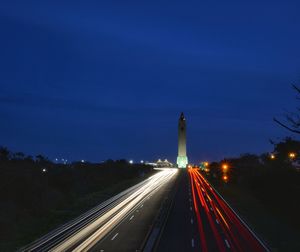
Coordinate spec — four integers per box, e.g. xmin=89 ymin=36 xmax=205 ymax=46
xmin=177 ymin=112 xmax=188 ymax=168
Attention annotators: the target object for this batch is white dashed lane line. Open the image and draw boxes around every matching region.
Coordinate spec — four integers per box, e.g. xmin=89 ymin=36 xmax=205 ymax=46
xmin=190 ymin=207 xmax=193 ymax=211
xmin=191 ymin=218 xmax=194 ymax=225
xmin=140 ymin=204 xmax=143 ymax=208
xmin=225 ymin=239 xmax=231 ymax=248
xmin=111 ymin=233 xmax=119 ymax=241
xmin=191 ymin=238 xmax=195 ymax=248
xmin=129 ymin=215 xmax=134 ymax=221
xmin=216 ymin=219 xmax=220 ymax=224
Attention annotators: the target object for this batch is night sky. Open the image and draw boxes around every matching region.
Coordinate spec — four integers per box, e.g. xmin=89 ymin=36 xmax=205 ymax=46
xmin=1 ymin=1 xmax=300 ymax=163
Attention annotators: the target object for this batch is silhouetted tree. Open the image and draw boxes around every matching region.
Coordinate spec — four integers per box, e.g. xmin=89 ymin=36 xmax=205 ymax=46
xmin=0 ymin=146 xmax=10 ymax=160
xmin=273 ymin=137 xmax=300 ymax=162
xmin=274 ymin=85 xmax=300 ymax=134
xmin=36 ymin=154 xmax=46 ymax=162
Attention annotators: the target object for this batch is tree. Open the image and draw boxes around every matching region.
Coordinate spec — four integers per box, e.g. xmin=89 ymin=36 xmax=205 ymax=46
xmin=273 ymin=137 xmax=300 ymax=161
xmin=274 ymin=85 xmax=300 ymax=134
xmin=35 ymin=154 xmax=50 ymax=164
xmin=0 ymin=147 xmax=10 ymax=160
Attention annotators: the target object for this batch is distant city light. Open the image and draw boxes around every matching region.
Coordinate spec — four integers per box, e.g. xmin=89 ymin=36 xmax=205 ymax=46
xmin=289 ymin=152 xmax=296 ymax=159
xmin=270 ymin=154 xmax=276 ymax=160
xmin=129 ymin=160 xmax=133 ymax=164
xmin=42 ymin=168 xmax=47 ymax=173
xmin=81 ymin=160 xmax=85 ymax=163
xmin=204 ymin=162 xmax=209 ymax=167
xmin=140 ymin=160 xmax=144 ymax=164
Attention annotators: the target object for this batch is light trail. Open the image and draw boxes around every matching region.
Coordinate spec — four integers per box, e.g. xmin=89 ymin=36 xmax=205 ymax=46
xmin=192 ymin=171 xmax=227 ymax=252
xmin=189 ymin=169 xmax=208 ymax=252
xmin=21 ymin=168 xmax=178 ymax=252
xmin=196 ymin=170 xmax=265 ymax=251
xmin=188 ymin=168 xmax=269 ymax=252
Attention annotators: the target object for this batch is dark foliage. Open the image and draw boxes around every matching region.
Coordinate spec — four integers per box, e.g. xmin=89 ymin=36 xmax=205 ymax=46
xmin=205 ymin=138 xmax=300 ymax=228
xmin=0 ymin=147 xmax=153 ymax=248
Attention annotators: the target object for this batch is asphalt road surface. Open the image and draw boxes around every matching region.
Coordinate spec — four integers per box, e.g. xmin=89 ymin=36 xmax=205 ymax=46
xmin=90 ymin=168 xmax=178 ymax=252
xmin=21 ymin=167 xmax=269 ymax=252
xmin=21 ymin=168 xmax=178 ymax=252
xmin=157 ymin=169 xmax=270 ymax=252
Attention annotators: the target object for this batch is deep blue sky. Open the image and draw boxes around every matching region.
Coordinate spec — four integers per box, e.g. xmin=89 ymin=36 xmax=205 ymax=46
xmin=0 ymin=1 xmax=300 ymax=163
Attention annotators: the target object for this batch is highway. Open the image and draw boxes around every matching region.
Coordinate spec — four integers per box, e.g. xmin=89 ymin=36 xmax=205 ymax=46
xmin=21 ymin=167 xmax=270 ymax=252
xmin=20 ymin=168 xmax=178 ymax=252
xmin=158 ymin=169 xmax=270 ymax=252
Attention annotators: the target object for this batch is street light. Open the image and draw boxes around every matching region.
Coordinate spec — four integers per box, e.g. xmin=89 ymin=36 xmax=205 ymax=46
xmin=222 ymin=175 xmax=229 ymax=182
xmin=270 ymin=154 xmax=276 ymax=160
xmin=222 ymin=164 xmax=229 ymax=172
xmin=289 ymin=152 xmax=296 ymax=159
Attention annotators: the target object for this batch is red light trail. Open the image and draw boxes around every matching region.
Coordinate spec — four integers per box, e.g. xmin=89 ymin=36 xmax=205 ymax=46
xmin=188 ymin=168 xmax=269 ymax=252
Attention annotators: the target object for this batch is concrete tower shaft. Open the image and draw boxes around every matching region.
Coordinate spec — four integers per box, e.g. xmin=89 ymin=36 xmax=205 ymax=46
xmin=177 ymin=112 xmax=188 ymax=168
xmin=178 ymin=113 xmax=187 ymax=156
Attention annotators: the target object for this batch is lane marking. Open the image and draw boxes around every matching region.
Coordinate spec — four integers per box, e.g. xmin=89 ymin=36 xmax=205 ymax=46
xmin=100 ymin=250 xmax=104 ymax=252
xmin=225 ymin=239 xmax=231 ymax=248
xmin=189 ymin=198 xmax=192 ymax=202
xmin=216 ymin=219 xmax=220 ymax=224
xmin=191 ymin=238 xmax=195 ymax=248
xmin=210 ymin=207 xmax=213 ymax=211
xmin=136 ymin=210 xmax=139 ymax=213
xmin=190 ymin=207 xmax=193 ymax=211
xmin=129 ymin=215 xmax=134 ymax=221
xmin=140 ymin=204 xmax=143 ymax=208
xmin=191 ymin=218 xmax=194 ymax=224
xmin=111 ymin=233 xmax=119 ymax=241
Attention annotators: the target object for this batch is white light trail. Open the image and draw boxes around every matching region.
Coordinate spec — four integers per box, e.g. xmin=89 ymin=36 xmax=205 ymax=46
xmin=49 ymin=169 xmax=178 ymax=252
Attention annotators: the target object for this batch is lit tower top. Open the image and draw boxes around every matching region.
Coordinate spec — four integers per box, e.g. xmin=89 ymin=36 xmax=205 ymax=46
xmin=177 ymin=112 xmax=188 ymax=168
